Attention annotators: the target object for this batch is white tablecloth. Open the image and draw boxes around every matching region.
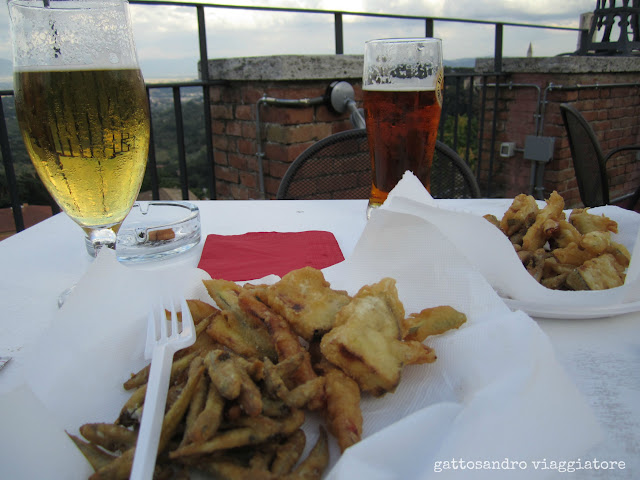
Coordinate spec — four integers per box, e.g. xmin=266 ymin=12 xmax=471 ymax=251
xmin=0 ymin=199 xmax=638 ymax=479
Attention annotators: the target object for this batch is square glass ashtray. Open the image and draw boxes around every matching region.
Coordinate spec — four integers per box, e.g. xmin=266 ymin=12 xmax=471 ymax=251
xmin=95 ymin=201 xmax=201 ymax=262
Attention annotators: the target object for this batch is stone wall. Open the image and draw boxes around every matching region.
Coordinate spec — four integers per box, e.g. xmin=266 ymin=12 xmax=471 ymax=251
xmin=476 ymin=56 xmax=640 ymax=207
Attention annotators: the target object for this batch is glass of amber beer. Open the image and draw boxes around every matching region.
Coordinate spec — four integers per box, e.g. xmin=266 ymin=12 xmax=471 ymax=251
xmin=363 ymin=38 xmax=443 ymax=217
xmin=9 ymin=0 xmax=150 ymax=254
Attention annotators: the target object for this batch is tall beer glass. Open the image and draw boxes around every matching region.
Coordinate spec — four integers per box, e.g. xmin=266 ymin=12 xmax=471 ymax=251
xmin=9 ymin=0 xmax=150 ymax=253
xmin=363 ymin=38 xmax=443 ymax=217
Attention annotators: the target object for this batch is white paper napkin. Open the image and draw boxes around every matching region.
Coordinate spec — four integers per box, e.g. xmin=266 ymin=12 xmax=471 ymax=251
xmin=381 ymin=172 xmax=640 ymax=308
xmin=0 ymin=250 xmax=211 ymax=479
xmin=23 ymin=250 xmax=211 ymax=429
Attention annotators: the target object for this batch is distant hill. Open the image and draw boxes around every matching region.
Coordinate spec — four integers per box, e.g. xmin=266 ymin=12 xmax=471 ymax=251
xmin=444 ymin=58 xmax=477 ymax=68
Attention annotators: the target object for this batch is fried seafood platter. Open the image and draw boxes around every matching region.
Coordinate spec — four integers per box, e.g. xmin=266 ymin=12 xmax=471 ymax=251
xmin=71 ymin=267 xmax=466 ymax=479
xmin=484 ymin=191 xmax=631 ymax=291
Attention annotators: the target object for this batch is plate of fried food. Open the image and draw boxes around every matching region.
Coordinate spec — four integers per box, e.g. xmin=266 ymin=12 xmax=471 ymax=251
xmin=482 ymin=192 xmax=640 ymax=318
xmin=67 ymin=266 xmax=469 ymax=479
xmin=383 ymin=173 xmax=640 ymax=319
xmin=10 ymin=181 xmax=603 ymax=480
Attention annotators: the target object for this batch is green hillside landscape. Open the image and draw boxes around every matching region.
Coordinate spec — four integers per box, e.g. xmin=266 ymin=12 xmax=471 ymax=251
xmin=1 ymin=87 xmax=209 ymax=208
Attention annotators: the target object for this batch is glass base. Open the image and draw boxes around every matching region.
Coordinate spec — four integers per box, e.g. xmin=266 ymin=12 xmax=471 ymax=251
xmin=85 ymin=201 xmax=201 ymax=262
xmin=366 ymin=201 xmax=382 ymax=220
xmin=85 ymin=226 xmax=118 ymax=251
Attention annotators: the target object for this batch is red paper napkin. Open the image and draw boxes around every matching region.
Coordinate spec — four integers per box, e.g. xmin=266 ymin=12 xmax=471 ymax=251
xmin=197 ymin=231 xmax=345 ymax=281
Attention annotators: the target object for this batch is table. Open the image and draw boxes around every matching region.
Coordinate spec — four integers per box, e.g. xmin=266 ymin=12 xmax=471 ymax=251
xmin=1 ymin=199 xmax=638 ymax=478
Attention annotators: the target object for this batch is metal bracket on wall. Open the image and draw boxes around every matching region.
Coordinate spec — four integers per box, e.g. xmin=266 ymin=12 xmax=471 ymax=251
xmin=254 ymin=81 xmax=360 ymax=198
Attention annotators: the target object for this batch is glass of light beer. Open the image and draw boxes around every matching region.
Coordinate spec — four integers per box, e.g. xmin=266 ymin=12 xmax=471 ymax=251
xmin=9 ymin=0 xmax=150 ymax=254
xmin=363 ymin=38 xmax=443 ymax=218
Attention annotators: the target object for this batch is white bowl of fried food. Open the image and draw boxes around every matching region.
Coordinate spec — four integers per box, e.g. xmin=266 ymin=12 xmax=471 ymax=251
xmin=484 ymin=191 xmax=631 ymax=291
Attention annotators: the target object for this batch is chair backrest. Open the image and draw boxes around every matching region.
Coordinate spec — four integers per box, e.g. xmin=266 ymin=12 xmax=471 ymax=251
xmin=276 ymin=128 xmax=480 ymax=200
xmin=559 ymin=103 xmax=609 ymax=207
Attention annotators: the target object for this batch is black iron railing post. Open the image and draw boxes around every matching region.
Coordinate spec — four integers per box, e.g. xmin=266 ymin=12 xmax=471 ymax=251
xmin=145 ymin=86 xmax=160 ymax=201
xmin=426 ymin=18 xmax=434 ymax=37
xmin=0 ymin=95 xmax=24 ymax=232
xmin=477 ymin=76 xmax=488 ymax=185
xmin=197 ymin=4 xmax=216 ymax=200
xmin=172 ymin=86 xmax=189 ymax=200
xmin=439 ymin=79 xmax=448 ymax=141
xmin=465 ymin=75 xmax=475 ymax=164
xmin=453 ymin=76 xmax=461 ymax=150
xmin=487 ymin=75 xmax=501 ymax=196
xmin=494 ymin=23 xmax=504 ymax=73
xmin=334 ymin=13 xmax=344 ymax=54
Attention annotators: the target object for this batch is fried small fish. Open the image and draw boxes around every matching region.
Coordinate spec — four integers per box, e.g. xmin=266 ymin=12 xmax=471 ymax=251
xmin=499 ymin=193 xmax=540 ymax=237
xmin=203 ymin=279 xmax=277 ymax=361
xmin=401 ymin=305 xmax=467 ymax=342
xmin=323 ymin=368 xmax=362 ymax=453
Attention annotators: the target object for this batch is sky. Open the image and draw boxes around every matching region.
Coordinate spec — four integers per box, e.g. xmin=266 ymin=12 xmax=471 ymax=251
xmin=1 ymin=0 xmax=600 ymax=82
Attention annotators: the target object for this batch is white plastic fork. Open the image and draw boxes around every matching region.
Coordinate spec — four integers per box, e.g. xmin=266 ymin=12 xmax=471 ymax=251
xmin=130 ymin=296 xmax=196 ymax=480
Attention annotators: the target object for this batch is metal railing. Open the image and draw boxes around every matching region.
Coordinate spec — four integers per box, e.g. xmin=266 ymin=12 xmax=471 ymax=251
xmin=1 ymin=1 xmax=582 ymax=234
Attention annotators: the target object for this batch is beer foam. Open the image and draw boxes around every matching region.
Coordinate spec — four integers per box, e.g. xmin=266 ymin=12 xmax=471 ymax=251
xmin=9 ymin=0 xmax=140 ymax=70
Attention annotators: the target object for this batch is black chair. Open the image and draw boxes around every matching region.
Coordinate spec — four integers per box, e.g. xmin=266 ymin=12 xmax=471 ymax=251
xmin=560 ymin=103 xmax=640 ymax=208
xmin=276 ymin=128 xmax=480 ymax=200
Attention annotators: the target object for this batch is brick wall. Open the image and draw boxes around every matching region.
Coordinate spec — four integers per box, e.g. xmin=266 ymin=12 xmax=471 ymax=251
xmin=206 ymin=55 xmax=362 ymax=200
xmin=209 ymin=81 xmax=359 ymax=199
xmin=477 ymin=57 xmax=640 ymax=208
xmin=207 ymin=55 xmax=640 ymax=207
